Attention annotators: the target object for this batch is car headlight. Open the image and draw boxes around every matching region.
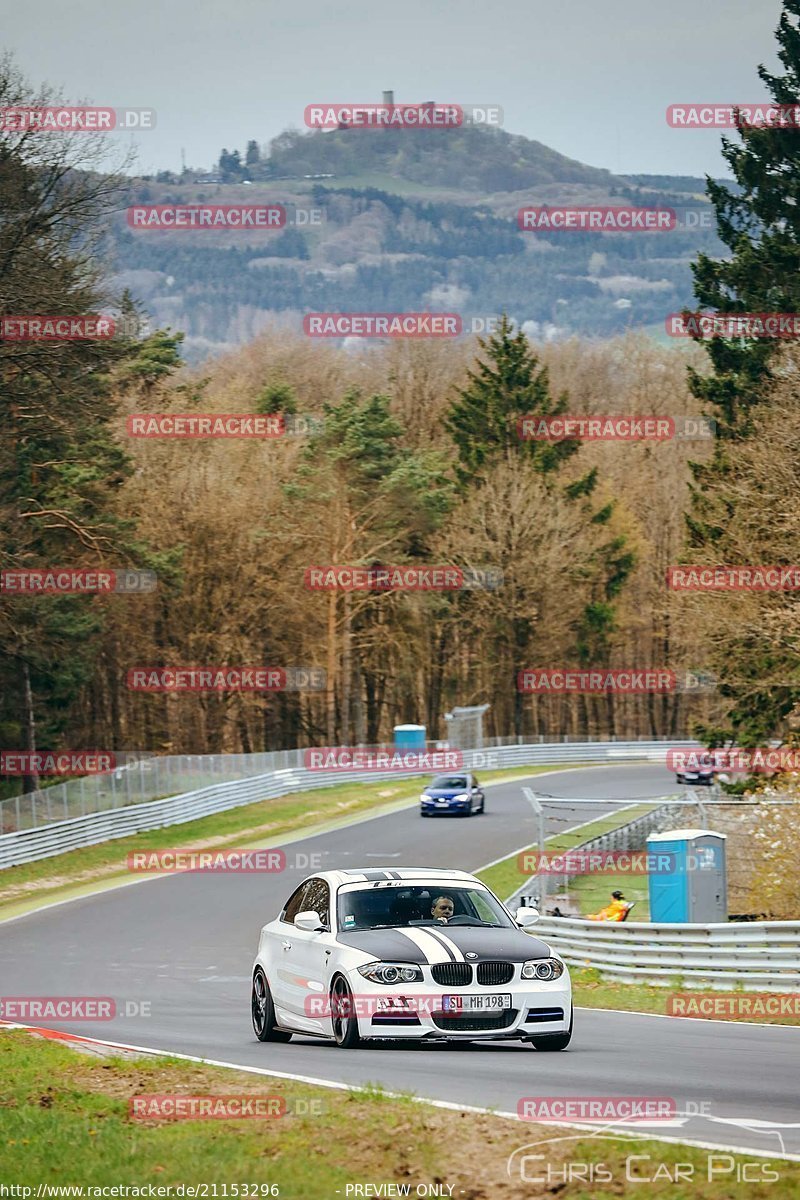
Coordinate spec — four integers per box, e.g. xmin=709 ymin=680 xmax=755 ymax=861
xmin=357 ymin=962 xmax=424 ymax=984
xmin=521 ymin=958 xmax=564 ymax=981
xmin=420 ymin=793 xmax=430 ymax=802
xmin=453 ymin=792 xmax=469 ymax=802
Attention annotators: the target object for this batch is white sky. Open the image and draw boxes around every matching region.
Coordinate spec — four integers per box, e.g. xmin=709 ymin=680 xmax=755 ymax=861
xmin=3 ymin=0 xmax=785 ymax=178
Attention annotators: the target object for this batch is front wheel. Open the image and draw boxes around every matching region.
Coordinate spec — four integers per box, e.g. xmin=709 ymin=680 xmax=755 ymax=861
xmin=330 ymin=975 xmax=362 ymax=1048
xmin=252 ymin=968 xmax=292 ymax=1043
xmin=528 ymin=1006 xmax=573 ymax=1051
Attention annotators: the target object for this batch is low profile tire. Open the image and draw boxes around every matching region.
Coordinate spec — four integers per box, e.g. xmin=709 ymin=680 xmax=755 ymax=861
xmin=330 ymin=975 xmax=362 ymax=1048
xmin=528 ymin=1006 xmax=573 ymax=1051
xmin=478 ymin=797 xmax=485 ymax=814
xmin=252 ymin=968 xmax=292 ymax=1043
xmin=676 ymin=775 xmax=684 ymax=784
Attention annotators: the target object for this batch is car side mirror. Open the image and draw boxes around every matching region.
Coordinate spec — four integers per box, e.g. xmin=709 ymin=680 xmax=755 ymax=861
xmin=516 ymin=906 xmax=540 ymax=927
xmin=295 ymin=910 xmax=325 ymax=932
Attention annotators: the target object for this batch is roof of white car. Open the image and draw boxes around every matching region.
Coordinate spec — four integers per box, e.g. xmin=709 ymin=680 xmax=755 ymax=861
xmin=316 ymin=867 xmax=479 ymax=887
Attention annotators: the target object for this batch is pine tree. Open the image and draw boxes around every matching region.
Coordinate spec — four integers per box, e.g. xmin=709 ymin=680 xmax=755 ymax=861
xmin=684 ymin=2 xmax=800 ymax=742
xmin=446 ymin=318 xmax=635 ymax=735
xmin=689 ymin=1 xmax=800 ymax=438
xmin=446 ymin=315 xmax=578 ymax=486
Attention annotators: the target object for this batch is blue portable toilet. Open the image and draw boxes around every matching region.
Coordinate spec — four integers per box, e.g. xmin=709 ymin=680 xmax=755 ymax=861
xmin=393 ymin=724 xmax=426 ymax=750
xmin=647 ymin=828 xmax=727 ymax=923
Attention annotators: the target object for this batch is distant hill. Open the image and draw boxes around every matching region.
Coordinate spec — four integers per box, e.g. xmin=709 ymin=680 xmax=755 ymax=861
xmin=263 ymin=125 xmax=623 ymax=193
xmin=115 ymin=127 xmax=724 ymax=362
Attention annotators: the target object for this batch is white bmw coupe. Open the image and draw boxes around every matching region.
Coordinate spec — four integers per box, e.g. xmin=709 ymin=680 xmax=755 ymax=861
xmin=251 ymin=867 xmax=572 ymax=1049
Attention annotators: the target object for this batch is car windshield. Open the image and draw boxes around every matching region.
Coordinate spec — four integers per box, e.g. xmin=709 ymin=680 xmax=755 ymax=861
xmin=337 ymin=884 xmax=515 ymax=932
xmin=429 ymin=775 xmax=468 ymax=790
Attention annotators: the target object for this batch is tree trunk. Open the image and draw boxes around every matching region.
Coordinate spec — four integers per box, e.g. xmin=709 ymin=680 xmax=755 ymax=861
xmin=22 ymin=657 xmax=40 ymax=794
xmin=326 ymin=589 xmax=337 ymax=744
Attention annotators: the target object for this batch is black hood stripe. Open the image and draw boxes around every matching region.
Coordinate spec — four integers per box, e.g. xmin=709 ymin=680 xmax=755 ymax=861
xmin=425 ymin=927 xmax=460 ymax=961
xmin=336 ymin=925 xmax=553 ymax=963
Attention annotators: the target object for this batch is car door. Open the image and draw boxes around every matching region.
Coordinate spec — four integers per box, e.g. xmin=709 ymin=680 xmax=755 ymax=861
xmin=470 ymin=774 xmax=482 ymax=812
xmin=275 ymin=877 xmax=336 ymax=1030
xmin=266 ymin=880 xmax=312 ymax=1015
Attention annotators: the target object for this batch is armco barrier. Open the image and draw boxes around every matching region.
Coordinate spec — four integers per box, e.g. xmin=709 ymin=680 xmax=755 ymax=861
xmin=531 ymin=915 xmax=800 ymax=991
xmin=508 ymin=800 xmax=678 ymax=907
xmin=0 ymin=739 xmax=699 ymax=869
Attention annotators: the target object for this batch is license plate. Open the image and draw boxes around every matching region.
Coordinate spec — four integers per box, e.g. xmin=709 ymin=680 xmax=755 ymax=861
xmin=441 ymin=994 xmax=511 ymax=1013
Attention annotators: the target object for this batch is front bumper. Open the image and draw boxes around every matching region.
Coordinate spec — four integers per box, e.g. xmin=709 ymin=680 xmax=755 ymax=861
xmin=346 ymin=977 xmax=572 ymax=1041
xmin=421 ymin=798 xmax=470 ymax=814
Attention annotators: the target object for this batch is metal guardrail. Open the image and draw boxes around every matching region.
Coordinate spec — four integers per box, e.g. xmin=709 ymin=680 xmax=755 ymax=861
xmin=0 ymin=740 xmax=700 ymax=869
xmin=532 ymin=915 xmax=800 ymax=991
xmin=507 ymin=800 xmax=677 ymax=907
xmin=0 ymin=736 xmax=696 ymax=835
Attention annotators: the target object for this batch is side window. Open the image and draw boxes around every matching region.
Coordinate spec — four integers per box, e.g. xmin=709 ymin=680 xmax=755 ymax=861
xmin=472 ymin=776 xmax=480 ymax=788
xmin=472 ymin=892 xmax=496 ymax=923
xmin=281 ymin=882 xmax=311 ymax=925
xmin=302 ymin=877 xmax=331 ymax=926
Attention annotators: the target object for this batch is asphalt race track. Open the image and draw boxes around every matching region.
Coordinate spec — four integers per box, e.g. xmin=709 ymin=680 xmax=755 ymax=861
xmin=2 ymin=763 xmax=798 ymax=1159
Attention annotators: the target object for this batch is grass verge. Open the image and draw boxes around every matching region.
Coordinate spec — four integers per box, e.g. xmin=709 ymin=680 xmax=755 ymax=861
xmin=573 ymin=968 xmax=800 ymax=1026
xmin=570 ymin=870 xmax=650 ymax=919
xmin=475 ymin=801 xmax=657 ymax=903
xmin=1 ymin=1029 xmax=796 ymax=1197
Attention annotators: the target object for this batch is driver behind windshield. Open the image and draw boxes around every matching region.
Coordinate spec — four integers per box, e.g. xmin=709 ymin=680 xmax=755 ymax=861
xmin=431 ymin=894 xmax=455 ymax=922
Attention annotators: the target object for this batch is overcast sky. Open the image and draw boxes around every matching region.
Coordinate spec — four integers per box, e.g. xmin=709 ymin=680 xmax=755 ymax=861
xmin=4 ymin=0 xmax=785 ymax=178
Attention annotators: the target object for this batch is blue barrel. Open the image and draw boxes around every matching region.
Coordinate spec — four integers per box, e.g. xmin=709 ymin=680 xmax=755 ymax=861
xmin=393 ymin=724 xmax=426 ymax=750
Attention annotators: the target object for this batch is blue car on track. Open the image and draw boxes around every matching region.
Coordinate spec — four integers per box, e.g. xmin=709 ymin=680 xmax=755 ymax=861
xmin=420 ymin=772 xmax=485 ymax=817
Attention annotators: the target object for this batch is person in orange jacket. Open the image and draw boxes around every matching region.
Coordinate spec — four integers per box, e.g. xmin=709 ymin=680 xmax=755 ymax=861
xmin=588 ymin=890 xmax=629 ymax=922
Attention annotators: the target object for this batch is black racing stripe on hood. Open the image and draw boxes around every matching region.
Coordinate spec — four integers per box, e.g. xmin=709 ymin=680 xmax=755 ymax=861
xmin=424 ymin=927 xmax=457 ymax=960
xmin=336 ymin=928 xmax=429 ymax=962
xmin=336 ymin=925 xmax=552 ymax=961
xmin=414 ymin=924 xmax=552 ymax=960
